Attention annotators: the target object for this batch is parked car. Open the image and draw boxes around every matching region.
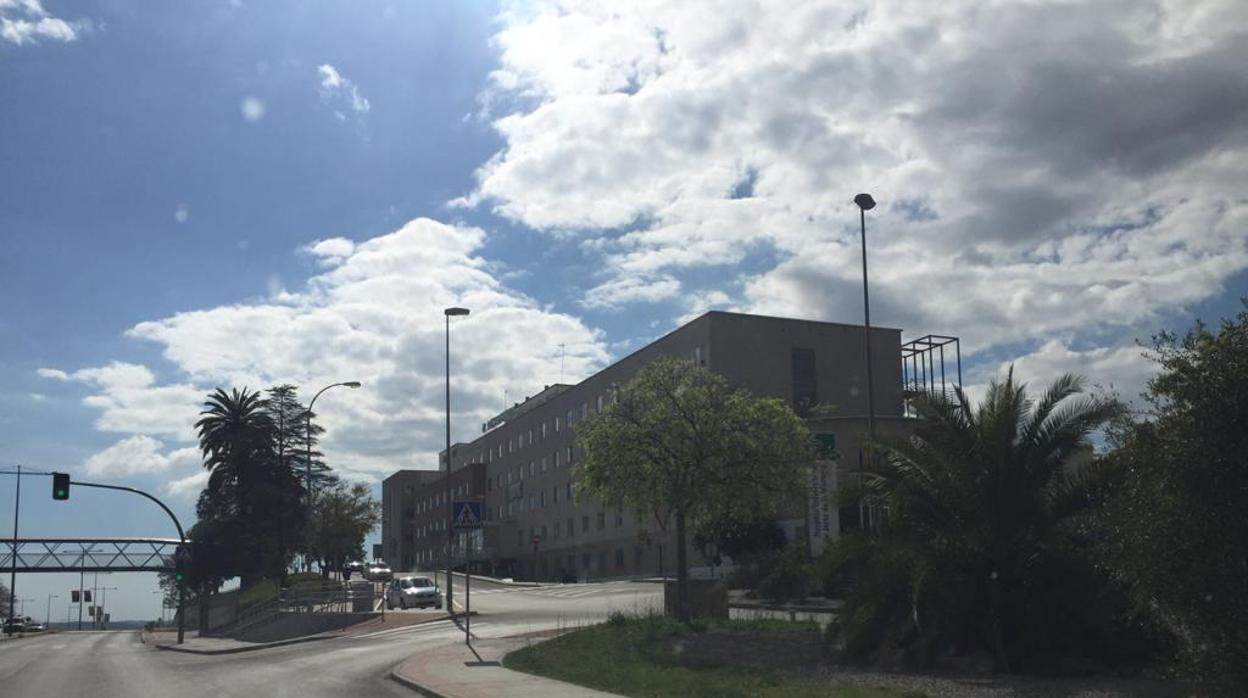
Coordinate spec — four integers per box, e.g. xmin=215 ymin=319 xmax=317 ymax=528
xmin=365 ymin=561 xmax=392 ymax=582
xmin=23 ymin=622 xmax=45 ymax=633
xmin=3 ymin=618 xmax=26 ymax=635
xmin=386 ymin=575 xmax=442 ymax=610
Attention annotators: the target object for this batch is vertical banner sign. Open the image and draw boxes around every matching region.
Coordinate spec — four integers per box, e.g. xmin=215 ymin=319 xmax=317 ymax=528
xmin=809 ymin=432 xmax=839 ymax=556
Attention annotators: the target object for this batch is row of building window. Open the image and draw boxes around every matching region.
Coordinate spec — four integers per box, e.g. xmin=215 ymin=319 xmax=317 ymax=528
xmin=467 ymin=393 xmax=612 ymax=467
xmin=517 ymin=511 xmax=627 ymax=546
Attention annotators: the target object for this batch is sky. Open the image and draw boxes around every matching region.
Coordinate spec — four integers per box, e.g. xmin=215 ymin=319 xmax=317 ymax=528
xmin=1 ymin=0 xmax=1245 ymax=620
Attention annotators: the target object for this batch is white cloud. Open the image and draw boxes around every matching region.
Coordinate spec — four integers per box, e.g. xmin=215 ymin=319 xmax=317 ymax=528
xmin=240 ymin=97 xmax=266 ymax=122
xmin=82 ymin=436 xmax=201 ymax=478
xmin=174 ymin=204 xmax=189 ymax=224
xmin=165 ymin=471 xmax=210 ymax=499
xmin=462 ymin=0 xmax=1248 ymax=360
xmin=317 ymin=64 xmax=370 ymax=117
xmin=0 ymin=0 xmax=84 ymax=46
xmin=48 ymin=218 xmax=611 ymax=480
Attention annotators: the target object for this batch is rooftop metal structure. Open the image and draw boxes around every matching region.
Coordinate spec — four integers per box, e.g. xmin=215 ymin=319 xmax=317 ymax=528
xmin=901 ymin=334 xmax=963 ymax=409
xmin=1 ymin=538 xmax=180 ymax=573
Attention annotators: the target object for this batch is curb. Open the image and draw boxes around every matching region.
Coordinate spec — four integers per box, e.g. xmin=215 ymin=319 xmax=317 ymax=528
xmin=152 ymin=631 xmax=337 ymax=655
xmin=389 ymin=665 xmax=450 ymax=698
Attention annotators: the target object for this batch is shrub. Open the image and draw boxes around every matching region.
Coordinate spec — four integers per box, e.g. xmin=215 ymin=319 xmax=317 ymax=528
xmin=758 ymin=542 xmax=813 ymax=602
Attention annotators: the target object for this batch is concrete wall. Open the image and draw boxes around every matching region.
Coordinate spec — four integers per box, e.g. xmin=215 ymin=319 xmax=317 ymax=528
xmin=232 ymin=611 xmax=377 ymax=643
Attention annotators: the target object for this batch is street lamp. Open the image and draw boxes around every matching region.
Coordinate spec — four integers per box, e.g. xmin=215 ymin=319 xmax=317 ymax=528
xmin=444 ymin=306 xmax=470 ymax=615
xmin=854 ymin=193 xmax=877 ymax=531
xmin=45 ymin=594 xmax=58 ymax=627
xmin=305 ymin=380 xmax=362 ymax=572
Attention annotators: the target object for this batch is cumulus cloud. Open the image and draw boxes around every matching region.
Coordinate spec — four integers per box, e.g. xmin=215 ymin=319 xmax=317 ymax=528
xmin=45 ymin=218 xmax=610 ymax=482
xmin=318 ymin=64 xmax=370 ymax=119
xmin=0 ymin=0 xmax=85 ymax=45
xmin=83 ymin=436 xmax=201 ymax=478
xmin=460 ymin=0 xmax=1248 ymax=391
xmin=165 ymin=471 xmax=210 ymax=499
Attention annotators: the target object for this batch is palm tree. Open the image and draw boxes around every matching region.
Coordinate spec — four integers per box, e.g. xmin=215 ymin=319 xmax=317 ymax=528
xmin=830 ymin=369 xmax=1121 ymax=672
xmin=195 ymin=388 xmax=279 ymax=584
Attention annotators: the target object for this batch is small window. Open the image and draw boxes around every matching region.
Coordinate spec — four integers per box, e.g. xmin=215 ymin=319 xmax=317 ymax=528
xmin=566 ymin=446 xmax=573 ymax=464
xmin=554 ymin=416 xmax=561 ymax=432
xmin=597 ymin=394 xmax=605 ymax=411
xmin=529 ymin=461 xmax=536 ymax=476
xmin=542 ymin=422 xmax=548 ymax=438
xmin=567 ymin=518 xmax=574 ymax=539
xmin=554 ymin=451 xmax=561 ymax=468
xmin=566 ymin=482 xmax=573 ymax=501
xmin=553 ymin=486 xmax=560 ymax=504
xmin=542 ymin=456 xmax=548 ymax=472
xmin=582 ymin=515 xmax=589 ymax=533
xmin=597 ymin=512 xmax=606 ymax=530
xmin=615 ymin=511 xmax=624 ymax=527
xmin=554 ymin=521 xmax=561 ymax=539
xmin=517 ymin=529 xmax=524 ymax=546
xmin=528 ymin=429 xmax=534 ymax=446
xmin=540 ymin=491 xmax=546 ymax=507
xmin=581 ymin=403 xmax=588 ymax=419
xmin=615 ymin=548 xmax=625 ymax=569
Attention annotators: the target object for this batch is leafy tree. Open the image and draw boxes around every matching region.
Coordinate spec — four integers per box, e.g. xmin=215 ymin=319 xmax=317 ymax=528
xmin=1096 ymin=305 xmax=1248 ymax=686
xmin=828 ymin=370 xmax=1123 ymax=672
xmin=195 ymin=387 xmax=306 ymax=586
xmin=576 ymin=356 xmax=813 ymax=621
xmin=307 ymin=482 xmax=380 ymax=576
xmin=693 ymin=511 xmax=786 ymax=586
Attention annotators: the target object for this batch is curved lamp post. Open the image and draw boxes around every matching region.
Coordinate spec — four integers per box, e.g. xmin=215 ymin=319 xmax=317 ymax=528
xmin=444 ymin=306 xmax=470 ymax=615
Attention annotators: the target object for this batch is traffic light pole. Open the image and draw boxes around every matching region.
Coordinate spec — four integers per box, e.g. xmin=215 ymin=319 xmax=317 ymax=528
xmin=69 ymin=480 xmax=187 ymax=644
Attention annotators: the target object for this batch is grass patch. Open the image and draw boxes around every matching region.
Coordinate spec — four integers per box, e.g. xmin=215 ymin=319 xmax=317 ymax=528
xmin=238 ymin=579 xmax=278 ymax=608
xmin=505 ymin=616 xmax=922 ymax=698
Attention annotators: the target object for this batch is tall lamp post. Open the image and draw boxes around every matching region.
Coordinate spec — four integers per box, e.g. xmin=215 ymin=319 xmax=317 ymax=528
xmin=854 ymin=193 xmax=877 ymax=530
xmin=305 ymin=381 xmax=361 ymax=572
xmin=444 ymin=306 xmax=470 ymax=615
xmin=45 ymin=594 xmax=58 ymax=627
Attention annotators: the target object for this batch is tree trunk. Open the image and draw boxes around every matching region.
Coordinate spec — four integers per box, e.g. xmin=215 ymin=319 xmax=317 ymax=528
xmin=675 ymin=507 xmax=689 ymax=622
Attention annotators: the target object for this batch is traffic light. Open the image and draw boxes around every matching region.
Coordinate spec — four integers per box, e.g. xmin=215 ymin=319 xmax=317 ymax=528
xmin=52 ymin=472 xmax=70 ymax=500
xmin=174 ymin=546 xmax=188 ymax=584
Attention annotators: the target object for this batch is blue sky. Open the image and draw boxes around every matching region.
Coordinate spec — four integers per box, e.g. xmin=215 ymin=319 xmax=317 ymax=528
xmin=2 ymin=0 xmax=1246 ymax=619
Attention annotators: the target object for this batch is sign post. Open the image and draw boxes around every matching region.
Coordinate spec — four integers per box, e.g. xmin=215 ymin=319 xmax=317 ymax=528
xmin=452 ymin=501 xmax=482 ymax=646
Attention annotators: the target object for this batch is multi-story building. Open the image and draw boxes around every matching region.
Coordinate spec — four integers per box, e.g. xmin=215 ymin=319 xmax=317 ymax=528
xmin=383 ymin=310 xmax=930 ymax=581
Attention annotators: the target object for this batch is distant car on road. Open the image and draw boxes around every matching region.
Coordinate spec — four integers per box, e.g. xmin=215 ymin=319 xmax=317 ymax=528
xmin=386 ymin=575 xmax=442 ymax=610
xmin=343 ymin=560 xmax=365 ymax=580
xmin=3 ymin=618 xmax=26 ymax=635
xmin=23 ymin=622 xmax=45 ymax=633
xmin=365 ymin=561 xmax=392 ymax=582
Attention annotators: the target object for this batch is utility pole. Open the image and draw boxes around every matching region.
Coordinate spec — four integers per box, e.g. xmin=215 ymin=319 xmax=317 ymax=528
xmin=45 ymin=593 xmax=58 ymax=626
xmin=8 ymin=465 xmax=20 ymax=624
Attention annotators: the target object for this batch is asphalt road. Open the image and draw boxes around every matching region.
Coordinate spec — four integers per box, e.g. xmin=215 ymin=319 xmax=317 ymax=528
xmin=0 ymin=579 xmax=663 ymax=698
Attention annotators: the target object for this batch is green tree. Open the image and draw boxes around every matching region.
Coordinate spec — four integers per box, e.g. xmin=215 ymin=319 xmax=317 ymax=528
xmin=306 ymin=482 xmax=381 ymax=577
xmin=195 ymin=387 xmax=306 ymax=585
xmin=828 ymin=369 xmax=1123 ymax=672
xmin=1096 ymin=305 xmax=1248 ymax=686
xmin=576 ymin=356 xmax=813 ymax=621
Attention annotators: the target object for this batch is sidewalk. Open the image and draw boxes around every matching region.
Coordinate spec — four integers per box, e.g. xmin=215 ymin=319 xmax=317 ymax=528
xmin=140 ymin=628 xmax=338 ymax=655
xmin=391 ymin=635 xmax=623 ymax=698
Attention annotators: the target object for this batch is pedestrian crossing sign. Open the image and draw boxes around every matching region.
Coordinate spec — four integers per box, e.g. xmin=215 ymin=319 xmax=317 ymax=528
xmin=452 ymin=500 xmax=482 ymax=529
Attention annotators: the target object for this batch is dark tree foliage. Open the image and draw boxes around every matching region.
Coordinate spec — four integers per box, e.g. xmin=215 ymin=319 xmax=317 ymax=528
xmin=194 ymin=387 xmax=307 ymax=586
xmin=1096 ymin=303 xmax=1248 ymax=688
xmin=825 ymin=370 xmax=1132 ymax=673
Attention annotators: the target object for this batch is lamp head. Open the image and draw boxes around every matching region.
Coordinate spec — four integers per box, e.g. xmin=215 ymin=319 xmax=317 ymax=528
xmin=342 ymin=381 xmax=362 ymax=389
xmin=853 ymin=193 xmax=876 ymax=211
xmin=444 ymin=307 xmax=470 ymax=317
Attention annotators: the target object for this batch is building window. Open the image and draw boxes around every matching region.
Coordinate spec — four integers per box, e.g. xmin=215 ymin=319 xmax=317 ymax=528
xmin=581 ymin=403 xmax=588 ymax=419
xmin=566 ymin=446 xmax=573 ymax=464
xmin=554 ymin=521 xmax=561 ymax=539
xmin=554 ymin=451 xmax=560 ymax=468
xmin=553 ymin=486 xmax=560 ymax=504
xmin=582 ymin=515 xmax=589 ymax=533
xmin=541 ymin=525 xmax=547 ymax=540
xmin=695 ymin=345 xmax=704 ymax=365
xmin=597 ymin=394 xmax=605 ymax=411
xmin=567 ymin=408 xmax=575 ymax=426
xmin=542 ymin=456 xmax=548 ymax=472
xmin=597 ymin=512 xmax=606 ymax=530
xmin=615 ymin=548 xmax=625 ymax=569
xmin=582 ymin=553 xmax=591 ymax=570
xmin=567 ymin=518 xmax=574 ymax=539
xmin=791 ymin=346 xmax=817 ymax=415
xmin=540 ymin=491 xmax=546 ymax=507
xmin=567 ymin=482 xmax=573 ymax=502
xmin=554 ymin=416 xmax=560 ymax=432
xmin=529 ymin=461 xmax=536 ymax=476
xmin=528 ymin=429 xmax=534 ymax=446
xmin=615 ymin=511 xmax=624 ymax=527
xmin=542 ymin=422 xmax=548 ymax=438
xmin=597 ymin=551 xmax=607 ymax=572
xmin=518 ymin=529 xmax=524 ymax=546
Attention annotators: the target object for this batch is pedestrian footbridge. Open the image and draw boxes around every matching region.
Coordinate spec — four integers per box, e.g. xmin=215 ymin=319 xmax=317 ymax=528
xmin=0 ymin=537 xmax=180 ymax=573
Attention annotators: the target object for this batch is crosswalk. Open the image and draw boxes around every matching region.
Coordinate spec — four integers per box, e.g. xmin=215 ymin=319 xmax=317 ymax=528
xmin=344 ymin=618 xmax=492 ymax=642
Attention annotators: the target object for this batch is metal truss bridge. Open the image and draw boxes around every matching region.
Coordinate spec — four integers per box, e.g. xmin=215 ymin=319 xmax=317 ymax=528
xmin=1 ymin=538 xmax=181 ymax=573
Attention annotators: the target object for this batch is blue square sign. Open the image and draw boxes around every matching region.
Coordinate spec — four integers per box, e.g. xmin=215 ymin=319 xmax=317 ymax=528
xmin=452 ymin=500 xmax=483 ymax=529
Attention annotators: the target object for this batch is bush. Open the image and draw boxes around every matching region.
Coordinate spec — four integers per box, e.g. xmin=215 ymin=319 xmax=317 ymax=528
xmin=757 ymin=542 xmax=813 ymax=602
